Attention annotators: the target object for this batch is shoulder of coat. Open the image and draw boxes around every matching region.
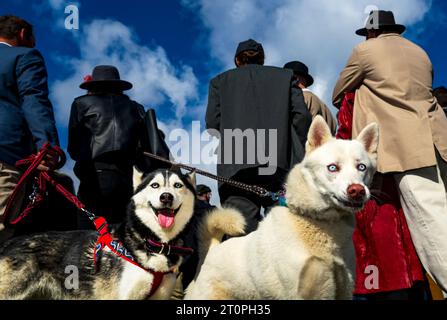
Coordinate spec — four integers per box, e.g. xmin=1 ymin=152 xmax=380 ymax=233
xmin=14 ymin=46 xmax=39 ymax=57
xmin=215 ymin=67 xmax=237 ymax=78
xmin=263 ymin=65 xmax=294 ymax=77
xmin=73 ymin=94 xmax=89 ymax=102
xmin=303 ymin=90 xmax=322 ymax=102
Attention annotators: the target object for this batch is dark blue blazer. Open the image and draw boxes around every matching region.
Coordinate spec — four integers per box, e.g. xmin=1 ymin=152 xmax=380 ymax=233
xmin=0 ymin=43 xmax=59 ymax=165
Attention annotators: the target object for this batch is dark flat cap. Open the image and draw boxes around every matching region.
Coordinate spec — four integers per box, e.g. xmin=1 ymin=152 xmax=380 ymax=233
xmin=234 ymin=39 xmax=264 ymax=58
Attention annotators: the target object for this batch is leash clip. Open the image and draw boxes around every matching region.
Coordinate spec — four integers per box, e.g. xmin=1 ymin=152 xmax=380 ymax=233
xmin=269 ymin=192 xmax=279 ymax=201
xmin=81 ymin=207 xmax=96 ymax=221
xmin=28 ymin=181 xmax=40 ymax=204
xmin=159 ymin=243 xmax=165 ymax=255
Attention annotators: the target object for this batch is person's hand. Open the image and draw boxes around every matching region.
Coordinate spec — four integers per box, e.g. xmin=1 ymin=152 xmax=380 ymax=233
xmin=37 ymin=148 xmax=60 ymax=171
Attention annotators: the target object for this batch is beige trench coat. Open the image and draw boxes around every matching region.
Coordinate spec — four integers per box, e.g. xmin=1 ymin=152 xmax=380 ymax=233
xmin=333 ymin=33 xmax=447 ymax=173
xmin=302 ymin=89 xmax=337 ymax=135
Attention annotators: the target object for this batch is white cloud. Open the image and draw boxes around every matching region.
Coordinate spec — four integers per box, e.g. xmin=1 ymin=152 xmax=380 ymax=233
xmin=186 ymin=0 xmax=432 ymax=111
xmin=38 ymin=0 xmax=81 ymax=32
xmin=49 ymin=1 xmax=433 ymax=205
xmin=47 ymin=0 xmax=65 ymax=9
xmin=51 ymin=19 xmax=199 ymax=127
xmin=49 ymin=18 xmax=200 ymax=193
xmin=179 ymin=0 xmax=432 ymax=204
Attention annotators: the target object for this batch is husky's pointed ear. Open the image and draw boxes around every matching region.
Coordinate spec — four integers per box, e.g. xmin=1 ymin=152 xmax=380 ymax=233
xmin=133 ymin=167 xmax=144 ymax=191
xmin=305 ymin=115 xmax=333 ymax=153
xmin=356 ymin=122 xmax=379 ymax=159
xmin=187 ymin=170 xmax=196 ymax=187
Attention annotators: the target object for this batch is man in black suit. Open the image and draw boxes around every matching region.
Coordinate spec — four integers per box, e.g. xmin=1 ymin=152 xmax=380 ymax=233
xmin=206 ymin=39 xmax=312 ymax=233
xmin=0 ymin=16 xmax=60 ymax=242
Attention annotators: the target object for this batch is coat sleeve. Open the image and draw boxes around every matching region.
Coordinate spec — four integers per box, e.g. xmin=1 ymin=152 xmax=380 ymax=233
xmin=135 ymin=105 xmax=171 ymax=173
xmin=134 ymin=104 xmax=152 ymax=173
xmin=16 ymin=49 xmax=59 ymax=149
xmin=67 ymin=99 xmax=82 ymax=161
xmin=291 ymin=86 xmax=312 ymax=146
xmin=332 ymin=47 xmax=364 ymax=108
xmin=205 ymin=77 xmax=221 ymax=133
xmin=307 ymin=93 xmax=337 ymax=135
xmin=303 ymin=91 xmax=319 ymax=118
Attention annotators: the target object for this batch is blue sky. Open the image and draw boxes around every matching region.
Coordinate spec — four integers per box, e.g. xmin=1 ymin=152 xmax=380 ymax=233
xmin=1 ymin=0 xmax=446 ymax=199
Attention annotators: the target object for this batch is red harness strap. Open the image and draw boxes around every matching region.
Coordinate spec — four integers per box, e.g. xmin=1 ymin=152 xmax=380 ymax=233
xmin=3 ymin=143 xmax=66 ymax=225
xmin=3 ymin=143 xmax=169 ymax=298
xmin=93 ymin=217 xmax=169 ymax=298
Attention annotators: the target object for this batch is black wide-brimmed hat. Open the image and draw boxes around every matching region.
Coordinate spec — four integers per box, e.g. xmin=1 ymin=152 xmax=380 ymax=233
xmin=283 ymin=61 xmax=314 ymax=87
xmin=80 ymin=65 xmax=133 ymax=91
xmin=356 ymin=10 xmax=406 ymax=36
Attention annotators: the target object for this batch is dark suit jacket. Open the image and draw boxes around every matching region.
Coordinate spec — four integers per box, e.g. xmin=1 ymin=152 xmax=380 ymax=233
xmin=206 ymin=64 xmax=311 ymax=179
xmin=0 ymin=43 xmax=59 ymax=165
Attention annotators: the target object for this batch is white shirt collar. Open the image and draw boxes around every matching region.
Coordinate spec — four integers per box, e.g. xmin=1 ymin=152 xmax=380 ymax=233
xmin=302 ymin=88 xmax=311 ymax=92
xmin=0 ymin=41 xmax=12 ymax=47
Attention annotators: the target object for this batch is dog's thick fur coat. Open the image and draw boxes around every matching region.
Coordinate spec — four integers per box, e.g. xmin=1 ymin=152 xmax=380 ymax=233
xmin=186 ymin=116 xmax=379 ymax=300
xmin=0 ymin=169 xmax=196 ymax=300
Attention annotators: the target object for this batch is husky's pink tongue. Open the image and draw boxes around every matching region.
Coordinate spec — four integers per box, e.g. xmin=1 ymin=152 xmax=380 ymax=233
xmin=157 ymin=210 xmax=175 ymax=229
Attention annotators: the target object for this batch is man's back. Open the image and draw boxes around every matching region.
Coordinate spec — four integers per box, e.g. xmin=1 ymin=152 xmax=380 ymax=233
xmin=302 ymin=90 xmax=337 ymax=134
xmin=357 ymin=34 xmax=434 ymax=112
xmin=68 ymin=94 xmax=145 ymax=163
xmin=206 ymin=64 xmax=307 ymax=178
xmin=332 ymin=10 xmax=447 ymax=297
xmin=334 ymin=33 xmax=447 ymax=173
xmin=0 ymin=44 xmax=58 ymax=165
xmin=208 ymin=64 xmax=293 ymax=131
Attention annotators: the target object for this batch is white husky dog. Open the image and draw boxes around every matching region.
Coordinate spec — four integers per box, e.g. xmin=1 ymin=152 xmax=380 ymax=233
xmin=185 ymin=116 xmax=379 ymax=300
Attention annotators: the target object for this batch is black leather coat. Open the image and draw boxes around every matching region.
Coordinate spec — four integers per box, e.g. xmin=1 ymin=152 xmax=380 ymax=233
xmin=68 ymin=94 xmax=150 ymax=176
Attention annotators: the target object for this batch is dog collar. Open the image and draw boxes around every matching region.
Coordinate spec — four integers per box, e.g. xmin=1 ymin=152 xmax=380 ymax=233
xmin=278 ymin=196 xmax=287 ymax=207
xmin=271 ymin=191 xmax=287 ymax=207
xmin=93 ymin=217 xmax=170 ymax=298
xmin=145 ymin=238 xmax=194 ymax=257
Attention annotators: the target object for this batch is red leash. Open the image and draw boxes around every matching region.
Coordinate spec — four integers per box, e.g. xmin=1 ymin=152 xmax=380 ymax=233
xmin=3 ymin=143 xmax=66 ymax=225
xmin=3 ymin=143 xmax=170 ymax=298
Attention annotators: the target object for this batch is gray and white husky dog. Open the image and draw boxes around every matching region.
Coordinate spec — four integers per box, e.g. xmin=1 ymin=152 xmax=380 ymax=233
xmin=0 ymin=169 xmax=196 ymax=300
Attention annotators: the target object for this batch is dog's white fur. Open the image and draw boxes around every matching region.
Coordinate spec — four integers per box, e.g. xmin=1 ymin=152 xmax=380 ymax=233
xmin=119 ymin=169 xmax=197 ymax=298
xmin=0 ymin=169 xmax=197 ymax=300
xmin=185 ymin=116 xmax=379 ymax=300
xmin=133 ymin=171 xmax=196 ymax=244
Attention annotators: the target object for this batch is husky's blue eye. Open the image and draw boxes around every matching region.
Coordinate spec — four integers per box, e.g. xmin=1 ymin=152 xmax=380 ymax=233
xmin=150 ymin=183 xmax=160 ymax=189
xmin=327 ymin=164 xmax=339 ymax=172
xmin=357 ymin=164 xmax=367 ymax=172
xmin=174 ymin=183 xmax=183 ymax=189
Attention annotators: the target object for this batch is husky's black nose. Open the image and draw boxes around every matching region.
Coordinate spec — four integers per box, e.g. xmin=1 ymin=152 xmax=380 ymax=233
xmin=160 ymin=192 xmax=174 ymax=205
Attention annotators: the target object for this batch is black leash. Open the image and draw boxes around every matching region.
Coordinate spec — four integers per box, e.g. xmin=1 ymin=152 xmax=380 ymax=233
xmin=143 ymin=152 xmax=283 ymax=200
